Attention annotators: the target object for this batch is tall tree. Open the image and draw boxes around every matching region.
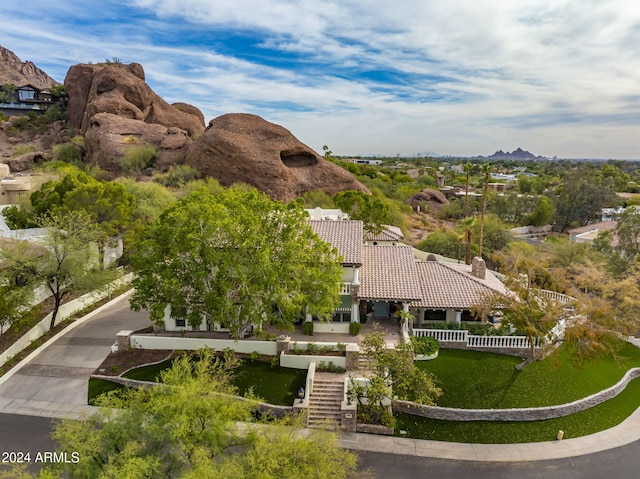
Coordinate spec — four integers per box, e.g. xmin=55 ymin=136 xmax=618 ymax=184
xmin=130 ymin=187 xmax=343 ymax=338
xmin=0 ymin=211 xmax=110 ymax=331
xmin=463 ymin=162 xmax=473 ymax=218
xmin=554 ymin=168 xmax=618 ymax=231
xmin=4 ymin=169 xmax=135 ymax=238
xmin=478 ymin=163 xmax=492 ymax=258
xmin=333 ymin=190 xmax=390 ymax=235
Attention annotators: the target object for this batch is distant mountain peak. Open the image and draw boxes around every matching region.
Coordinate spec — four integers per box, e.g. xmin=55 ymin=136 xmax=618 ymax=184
xmin=484 ymin=148 xmax=543 ymax=160
xmin=0 ymin=45 xmax=59 ymax=89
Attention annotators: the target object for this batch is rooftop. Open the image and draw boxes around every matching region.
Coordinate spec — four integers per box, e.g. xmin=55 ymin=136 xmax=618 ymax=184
xmin=309 ymin=220 xmax=363 ymax=265
xmin=359 ymin=245 xmax=422 ymax=301
xmin=412 ymin=260 xmax=506 ymax=309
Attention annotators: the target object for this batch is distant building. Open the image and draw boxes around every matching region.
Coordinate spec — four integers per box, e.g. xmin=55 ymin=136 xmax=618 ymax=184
xmin=0 ymin=164 xmax=48 ymax=205
xmin=0 ymin=83 xmax=57 ymax=115
xmin=344 ymin=158 xmax=382 ymax=166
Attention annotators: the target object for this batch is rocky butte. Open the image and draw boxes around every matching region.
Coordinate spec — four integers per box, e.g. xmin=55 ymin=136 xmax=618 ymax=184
xmin=61 ymin=60 xmax=368 ymax=201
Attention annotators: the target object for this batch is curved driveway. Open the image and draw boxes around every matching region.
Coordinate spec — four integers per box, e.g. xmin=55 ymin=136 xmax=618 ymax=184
xmin=0 ymin=292 xmax=150 ymax=418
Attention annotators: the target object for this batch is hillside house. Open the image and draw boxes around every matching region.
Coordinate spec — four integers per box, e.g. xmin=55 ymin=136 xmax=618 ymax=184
xmin=162 ymin=217 xmax=506 ymax=334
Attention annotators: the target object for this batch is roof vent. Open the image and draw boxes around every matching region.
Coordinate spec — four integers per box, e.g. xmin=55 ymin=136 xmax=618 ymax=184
xmin=426 ymin=254 xmax=437 ymax=261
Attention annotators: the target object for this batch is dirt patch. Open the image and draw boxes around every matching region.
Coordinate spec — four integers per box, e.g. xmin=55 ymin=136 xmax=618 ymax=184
xmin=94 ymin=349 xmax=174 ymax=376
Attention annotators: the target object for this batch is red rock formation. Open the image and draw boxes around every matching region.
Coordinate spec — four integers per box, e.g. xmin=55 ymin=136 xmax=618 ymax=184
xmin=185 ymin=113 xmax=369 ymax=201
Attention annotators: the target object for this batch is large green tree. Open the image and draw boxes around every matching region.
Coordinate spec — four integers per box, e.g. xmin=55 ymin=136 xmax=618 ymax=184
xmin=333 ymin=190 xmax=390 ymax=234
xmin=1 ymin=349 xmax=363 ymax=479
xmin=4 ymin=169 xmax=135 ymax=238
xmin=130 ymin=187 xmax=343 ymax=338
xmin=0 ymin=211 xmax=111 ymax=330
xmin=554 ymin=168 xmax=618 ymax=231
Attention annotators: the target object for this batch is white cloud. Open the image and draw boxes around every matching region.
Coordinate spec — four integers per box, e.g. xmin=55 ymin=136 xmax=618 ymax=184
xmin=1 ymin=0 xmax=639 ymax=157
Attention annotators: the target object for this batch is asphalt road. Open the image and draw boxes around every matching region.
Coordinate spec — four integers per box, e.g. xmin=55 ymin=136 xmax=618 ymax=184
xmin=356 ymin=446 xmax=640 ymax=479
xmin=2 ymin=413 xmax=640 ymax=478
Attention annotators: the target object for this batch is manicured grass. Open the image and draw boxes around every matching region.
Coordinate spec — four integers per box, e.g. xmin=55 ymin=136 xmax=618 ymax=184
xmin=88 ymin=378 xmax=126 ymax=405
xmin=233 ymin=360 xmax=306 ymax=406
xmin=122 ymin=358 xmax=175 ymax=381
xmin=416 ymin=342 xmax=640 ymax=408
xmin=395 ymin=378 xmax=640 ymax=443
xmin=90 ymin=358 xmax=306 ymax=407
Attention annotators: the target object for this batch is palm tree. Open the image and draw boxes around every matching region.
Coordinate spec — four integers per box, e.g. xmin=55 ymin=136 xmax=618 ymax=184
xmin=461 ymin=216 xmax=475 ymax=265
xmin=478 ymin=163 xmax=492 ymax=259
xmin=463 ymin=162 xmax=473 ymax=218
xmin=462 ymin=162 xmax=474 ymax=264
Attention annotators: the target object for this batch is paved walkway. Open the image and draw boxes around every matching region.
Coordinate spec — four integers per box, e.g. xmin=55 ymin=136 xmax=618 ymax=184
xmin=1 ymin=292 xmax=639 ymax=462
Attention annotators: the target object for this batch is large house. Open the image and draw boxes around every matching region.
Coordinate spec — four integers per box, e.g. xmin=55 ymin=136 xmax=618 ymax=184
xmin=309 ymin=219 xmax=506 ymax=336
xmin=162 ymin=216 xmax=507 ymax=333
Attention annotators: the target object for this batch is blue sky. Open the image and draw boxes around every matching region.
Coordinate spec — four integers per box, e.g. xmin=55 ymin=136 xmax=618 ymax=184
xmin=1 ymin=0 xmax=640 ymax=159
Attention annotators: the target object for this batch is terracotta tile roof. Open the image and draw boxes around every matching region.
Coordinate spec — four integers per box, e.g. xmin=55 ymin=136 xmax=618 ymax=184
xmin=359 ymin=245 xmax=422 ymax=301
xmin=364 ymin=225 xmax=404 ymax=242
xmin=308 ymin=220 xmax=363 ymax=265
xmin=412 ymin=261 xmax=506 ymax=309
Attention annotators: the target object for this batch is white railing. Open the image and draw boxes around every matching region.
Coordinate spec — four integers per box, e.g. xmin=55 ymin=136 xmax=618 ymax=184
xmin=467 ymin=334 xmax=539 ymax=349
xmin=414 ymin=329 xmax=468 ymax=342
xmin=533 ymin=289 xmax=576 ymax=306
xmin=413 ymin=328 xmax=542 ymax=349
xmin=340 ymin=282 xmax=351 ymax=295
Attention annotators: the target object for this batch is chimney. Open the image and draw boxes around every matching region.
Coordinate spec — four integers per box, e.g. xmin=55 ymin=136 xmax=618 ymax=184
xmin=471 ymin=257 xmax=486 ymax=280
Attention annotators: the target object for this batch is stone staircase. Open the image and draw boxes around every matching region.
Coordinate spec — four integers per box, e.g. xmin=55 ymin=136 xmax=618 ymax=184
xmin=307 ymin=377 xmax=344 ymax=430
xmin=357 ymin=354 xmax=375 ymax=371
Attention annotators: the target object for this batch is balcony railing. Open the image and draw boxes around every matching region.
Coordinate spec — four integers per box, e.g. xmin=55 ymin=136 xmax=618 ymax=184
xmin=340 ymin=282 xmax=351 ymax=295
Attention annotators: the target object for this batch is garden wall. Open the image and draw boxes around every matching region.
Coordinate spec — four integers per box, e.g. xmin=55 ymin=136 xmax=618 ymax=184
xmin=280 ymin=352 xmax=346 ymax=370
xmin=393 ymin=367 xmax=640 ymax=421
xmin=0 ymin=273 xmax=134 ymax=367
xmin=129 ymin=335 xmax=278 ymax=356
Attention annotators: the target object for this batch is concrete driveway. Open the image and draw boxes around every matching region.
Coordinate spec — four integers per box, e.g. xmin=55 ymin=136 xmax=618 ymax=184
xmin=0 ymin=293 xmax=151 ymax=417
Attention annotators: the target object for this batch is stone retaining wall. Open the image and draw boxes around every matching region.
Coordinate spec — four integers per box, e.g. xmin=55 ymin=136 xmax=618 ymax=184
xmin=393 ymin=367 xmax=640 ymax=421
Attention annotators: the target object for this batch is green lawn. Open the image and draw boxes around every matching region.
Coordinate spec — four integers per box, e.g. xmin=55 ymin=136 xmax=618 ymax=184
xmin=90 ymin=358 xmax=306 ymax=407
xmin=417 ymin=342 xmax=640 ymax=408
xmin=395 ymin=378 xmax=640 ymax=443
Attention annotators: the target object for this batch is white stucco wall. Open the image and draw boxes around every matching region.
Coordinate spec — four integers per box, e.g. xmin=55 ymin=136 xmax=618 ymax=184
xmin=280 ymin=352 xmax=346 ymax=370
xmin=129 ymin=335 xmax=278 ymax=355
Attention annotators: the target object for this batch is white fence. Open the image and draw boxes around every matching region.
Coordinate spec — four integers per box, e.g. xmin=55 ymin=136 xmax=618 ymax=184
xmin=414 ymin=329 xmax=468 ymax=342
xmin=129 ymin=335 xmax=278 ymax=356
xmin=413 ymin=328 xmax=541 ymax=349
xmin=533 ymin=289 xmax=576 ymax=306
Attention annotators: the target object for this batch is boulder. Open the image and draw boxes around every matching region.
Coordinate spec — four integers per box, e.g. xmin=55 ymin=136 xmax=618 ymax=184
xmin=64 ymin=63 xmax=205 ymax=138
xmin=185 ymin=113 xmax=369 ymax=201
xmin=84 ymin=113 xmax=191 ymax=173
xmin=405 ymin=188 xmax=449 ymax=211
xmin=3 ymin=151 xmax=48 ymax=172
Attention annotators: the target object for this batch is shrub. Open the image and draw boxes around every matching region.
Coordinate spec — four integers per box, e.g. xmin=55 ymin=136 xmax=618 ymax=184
xmin=306 ymin=342 xmax=317 ymax=353
xmin=337 ymin=342 xmax=347 ymax=353
xmin=9 ymin=115 xmax=29 ymax=130
xmin=155 ymin=165 xmax=201 ymax=187
xmin=120 ymin=143 xmax=158 ymax=173
xmin=317 ymin=361 xmax=346 ymax=373
xmin=349 ymin=322 xmax=361 ymax=335
xmin=303 ymin=321 xmax=314 ymax=336
xmin=53 ymin=142 xmax=82 ymax=163
xmin=11 ymin=144 xmax=36 ymax=157
xmin=411 ymin=336 xmax=440 ymax=356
